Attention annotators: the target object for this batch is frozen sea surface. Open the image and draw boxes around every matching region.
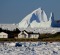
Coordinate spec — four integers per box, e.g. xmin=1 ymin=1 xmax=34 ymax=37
xmin=0 ymin=42 xmax=60 ymax=55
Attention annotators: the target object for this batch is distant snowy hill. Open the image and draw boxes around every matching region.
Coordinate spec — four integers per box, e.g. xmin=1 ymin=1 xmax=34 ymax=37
xmin=18 ymin=8 xmax=58 ymax=28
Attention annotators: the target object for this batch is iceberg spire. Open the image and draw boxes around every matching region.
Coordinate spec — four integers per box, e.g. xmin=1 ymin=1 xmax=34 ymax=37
xmin=49 ymin=12 xmax=54 ymax=22
xmin=49 ymin=12 xmax=56 ymax=27
xmin=32 ymin=8 xmax=42 ymax=22
xmin=41 ymin=10 xmax=48 ymax=22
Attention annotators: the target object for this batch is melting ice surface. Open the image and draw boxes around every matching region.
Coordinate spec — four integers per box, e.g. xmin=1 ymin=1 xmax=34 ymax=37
xmin=0 ymin=42 xmax=60 ymax=55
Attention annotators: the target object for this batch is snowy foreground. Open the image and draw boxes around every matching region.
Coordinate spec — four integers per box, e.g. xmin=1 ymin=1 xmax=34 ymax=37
xmin=0 ymin=42 xmax=60 ymax=55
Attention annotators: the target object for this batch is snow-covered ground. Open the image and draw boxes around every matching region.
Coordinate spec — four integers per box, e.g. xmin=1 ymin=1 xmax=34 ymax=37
xmin=19 ymin=27 xmax=60 ymax=34
xmin=0 ymin=42 xmax=60 ymax=55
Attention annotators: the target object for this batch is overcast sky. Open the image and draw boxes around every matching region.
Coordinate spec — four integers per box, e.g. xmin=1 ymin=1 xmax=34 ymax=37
xmin=0 ymin=0 xmax=60 ymax=23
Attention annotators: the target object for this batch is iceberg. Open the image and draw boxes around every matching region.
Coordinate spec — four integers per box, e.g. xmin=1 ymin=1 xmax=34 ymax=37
xmin=18 ymin=8 xmax=60 ymax=28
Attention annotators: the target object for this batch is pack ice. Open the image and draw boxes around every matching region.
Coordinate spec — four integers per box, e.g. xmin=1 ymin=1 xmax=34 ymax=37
xmin=0 ymin=42 xmax=60 ymax=55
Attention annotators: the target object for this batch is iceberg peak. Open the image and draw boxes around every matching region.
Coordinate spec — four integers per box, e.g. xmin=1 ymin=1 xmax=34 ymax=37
xmin=49 ymin=12 xmax=54 ymax=22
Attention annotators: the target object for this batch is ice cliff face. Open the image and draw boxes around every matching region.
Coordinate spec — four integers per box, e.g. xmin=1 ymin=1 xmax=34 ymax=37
xmin=18 ymin=8 xmax=56 ymax=28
